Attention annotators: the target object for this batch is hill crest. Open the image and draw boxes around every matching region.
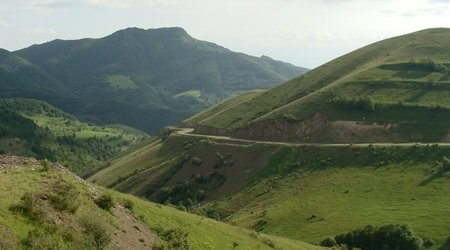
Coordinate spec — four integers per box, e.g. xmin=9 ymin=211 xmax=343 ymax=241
xmin=12 ymin=27 xmax=307 ymax=133
xmin=185 ymin=27 xmax=450 ymax=143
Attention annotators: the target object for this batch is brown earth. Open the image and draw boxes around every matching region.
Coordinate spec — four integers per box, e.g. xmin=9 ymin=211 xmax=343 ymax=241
xmin=109 ymin=205 xmax=157 ymax=250
xmin=0 ymin=154 xmax=158 ymax=249
xmin=148 ymin=137 xmax=277 ymax=202
xmin=193 ymin=112 xmax=434 ymax=143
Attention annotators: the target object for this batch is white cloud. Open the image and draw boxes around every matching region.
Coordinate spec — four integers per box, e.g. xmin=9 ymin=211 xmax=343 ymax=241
xmin=28 ymin=28 xmax=58 ymax=35
xmin=0 ymin=21 xmax=10 ymax=28
xmin=82 ymin=0 xmax=181 ymax=8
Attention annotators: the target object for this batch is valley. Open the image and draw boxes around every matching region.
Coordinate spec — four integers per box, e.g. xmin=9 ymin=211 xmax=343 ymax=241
xmin=1 ymin=21 xmax=450 ymax=249
xmin=88 ymin=28 xmax=450 ymax=249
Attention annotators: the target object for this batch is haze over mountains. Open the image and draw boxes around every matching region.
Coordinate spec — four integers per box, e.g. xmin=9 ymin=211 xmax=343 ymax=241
xmin=0 ymin=27 xmax=307 ymax=133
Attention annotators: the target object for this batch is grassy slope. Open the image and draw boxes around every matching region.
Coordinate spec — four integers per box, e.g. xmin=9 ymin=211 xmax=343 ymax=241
xmin=88 ymin=139 xmax=180 ymax=193
xmin=116 ymin=191 xmax=322 ymax=250
xmin=190 ymin=28 xmax=450 ymax=133
xmin=0 ymin=98 xmax=148 ymax=174
xmin=185 ymin=89 xmax=264 ymax=124
xmin=0 ymin=159 xmax=319 ymax=250
xmin=91 ymin=132 xmax=450 ymax=249
xmin=207 ymin=144 xmax=450 ymax=248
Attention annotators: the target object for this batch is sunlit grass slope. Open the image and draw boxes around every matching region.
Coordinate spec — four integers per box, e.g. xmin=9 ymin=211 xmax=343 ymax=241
xmin=189 ymin=28 xmax=450 ymax=135
xmin=207 ymin=144 xmax=450 ymax=249
xmin=0 ymin=158 xmax=321 ymax=250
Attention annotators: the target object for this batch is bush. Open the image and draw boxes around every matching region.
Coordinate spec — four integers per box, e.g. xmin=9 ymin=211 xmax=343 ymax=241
xmin=17 ymin=192 xmax=46 ymax=220
xmin=95 ymin=193 xmax=114 ymax=210
xmin=40 ymin=159 xmax=50 ymax=171
xmin=79 ymin=214 xmax=111 ymax=249
xmin=441 ymin=156 xmax=450 ymax=172
xmin=191 ymin=157 xmax=202 ymax=166
xmin=333 ymin=224 xmax=423 ymax=250
xmin=121 ymin=198 xmax=134 ymax=210
xmin=320 ymin=236 xmax=337 ymax=247
xmin=26 ymin=224 xmax=66 ymax=250
xmin=153 ymin=226 xmax=189 ymax=250
xmin=332 ymin=95 xmax=376 ymax=112
xmin=49 ymin=178 xmax=80 ymax=213
xmin=261 ymin=237 xmax=276 ymax=248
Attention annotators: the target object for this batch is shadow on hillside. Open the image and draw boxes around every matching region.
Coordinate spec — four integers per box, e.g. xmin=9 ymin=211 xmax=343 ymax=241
xmin=438 ymin=236 xmax=450 ymax=250
xmin=393 ymin=71 xmax=432 ymax=79
xmin=419 ymin=169 xmax=449 ymax=186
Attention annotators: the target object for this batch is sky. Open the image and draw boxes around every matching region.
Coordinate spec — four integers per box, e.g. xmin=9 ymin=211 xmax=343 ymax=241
xmin=0 ymin=0 xmax=450 ymax=68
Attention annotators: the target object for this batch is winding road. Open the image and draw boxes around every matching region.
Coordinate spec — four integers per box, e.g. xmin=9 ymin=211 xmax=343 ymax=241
xmin=173 ymin=127 xmax=450 ymax=148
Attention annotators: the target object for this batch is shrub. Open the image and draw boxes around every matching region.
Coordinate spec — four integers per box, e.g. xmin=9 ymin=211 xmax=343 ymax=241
xmin=49 ymin=178 xmax=80 ymax=213
xmin=261 ymin=237 xmax=276 ymax=248
xmin=441 ymin=156 xmax=450 ymax=172
xmin=320 ymin=236 xmax=337 ymax=247
xmin=26 ymin=224 xmax=66 ymax=250
xmin=191 ymin=157 xmax=202 ymax=166
xmin=95 ymin=193 xmax=114 ymax=210
xmin=333 ymin=224 xmax=423 ymax=250
xmin=332 ymin=95 xmax=376 ymax=112
xmin=79 ymin=214 xmax=111 ymax=249
xmin=153 ymin=227 xmax=189 ymax=250
xmin=121 ymin=198 xmax=134 ymax=210
xmin=17 ymin=192 xmax=46 ymax=220
xmin=41 ymin=159 xmax=50 ymax=171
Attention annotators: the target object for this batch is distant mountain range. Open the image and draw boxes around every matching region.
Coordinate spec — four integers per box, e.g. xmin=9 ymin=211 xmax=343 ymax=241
xmin=0 ymin=27 xmax=307 ymax=133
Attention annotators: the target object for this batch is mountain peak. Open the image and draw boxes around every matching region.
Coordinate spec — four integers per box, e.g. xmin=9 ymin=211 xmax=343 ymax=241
xmin=111 ymin=26 xmax=191 ymax=40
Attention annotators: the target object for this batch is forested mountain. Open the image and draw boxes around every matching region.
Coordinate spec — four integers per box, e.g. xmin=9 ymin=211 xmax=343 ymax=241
xmin=11 ymin=27 xmax=307 ymax=133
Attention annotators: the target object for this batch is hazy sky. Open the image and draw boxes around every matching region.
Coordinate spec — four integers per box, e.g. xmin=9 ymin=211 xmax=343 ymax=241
xmin=1 ymin=0 xmax=450 ymax=68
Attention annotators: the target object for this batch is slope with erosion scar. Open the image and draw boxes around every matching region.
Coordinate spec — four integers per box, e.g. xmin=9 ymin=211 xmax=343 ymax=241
xmin=1 ymin=154 xmax=321 ymax=249
xmin=186 ymin=28 xmax=450 ymax=143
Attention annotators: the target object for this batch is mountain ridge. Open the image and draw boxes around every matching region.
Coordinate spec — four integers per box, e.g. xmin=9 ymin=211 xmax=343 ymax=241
xmin=12 ymin=27 xmax=307 ymax=133
xmin=185 ymin=28 xmax=450 ymax=142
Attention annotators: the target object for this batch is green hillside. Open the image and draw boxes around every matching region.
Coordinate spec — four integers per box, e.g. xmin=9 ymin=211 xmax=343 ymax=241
xmin=78 ymin=28 xmax=450 ymax=250
xmin=186 ymin=28 xmax=450 ymax=143
xmin=13 ymin=27 xmax=307 ymax=133
xmin=0 ymin=98 xmax=148 ymax=174
xmin=0 ymin=155 xmax=320 ymax=250
xmin=89 ymin=132 xmax=450 ymax=249
xmin=0 ymin=49 xmax=80 ymax=107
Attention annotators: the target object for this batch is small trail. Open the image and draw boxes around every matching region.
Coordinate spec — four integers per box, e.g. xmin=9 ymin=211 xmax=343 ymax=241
xmin=175 ymin=128 xmax=450 ymax=148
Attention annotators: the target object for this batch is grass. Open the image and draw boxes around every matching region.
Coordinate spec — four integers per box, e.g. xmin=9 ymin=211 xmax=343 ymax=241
xmin=0 ymin=98 xmax=149 ymax=174
xmin=0 ymin=160 xmax=320 ymax=250
xmin=185 ymin=89 xmax=264 ymax=124
xmin=114 ymin=191 xmax=321 ymax=250
xmin=0 ymin=167 xmax=117 ymax=249
xmin=205 ymin=144 xmax=450 ymax=249
xmin=91 ymin=130 xmax=450 ymax=249
xmin=187 ymin=28 xmax=450 ymax=136
xmin=105 ymin=75 xmax=139 ymax=90
xmin=174 ymin=90 xmax=202 ymax=98
xmin=87 ymin=138 xmax=186 ymax=196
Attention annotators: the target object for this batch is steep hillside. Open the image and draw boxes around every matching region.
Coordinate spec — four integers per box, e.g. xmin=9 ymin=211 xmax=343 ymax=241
xmin=14 ymin=27 xmax=307 ymax=133
xmin=89 ymin=132 xmax=450 ymax=249
xmin=0 ymin=49 xmax=80 ymax=108
xmin=186 ymin=28 xmax=450 ymax=143
xmin=0 ymin=155 xmax=320 ymax=250
xmin=0 ymin=98 xmax=148 ymax=174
